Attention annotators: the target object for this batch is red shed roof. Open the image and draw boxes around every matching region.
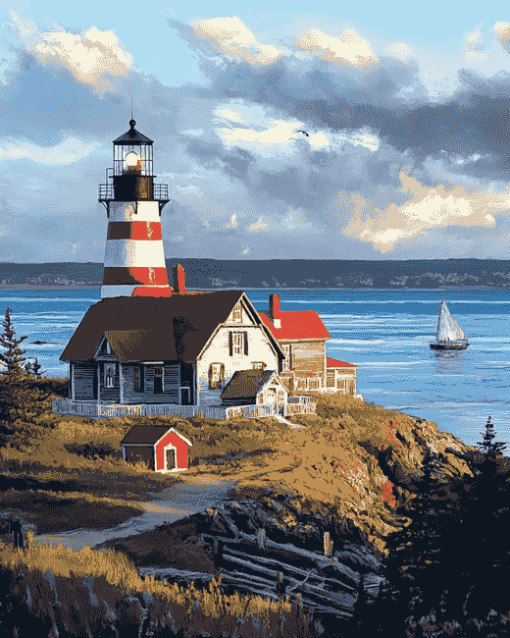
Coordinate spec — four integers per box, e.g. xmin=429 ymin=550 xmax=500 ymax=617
xmin=259 ymin=311 xmax=330 ymax=341
xmin=327 ymin=357 xmax=358 ymax=368
xmin=121 ymin=425 xmax=192 ymax=446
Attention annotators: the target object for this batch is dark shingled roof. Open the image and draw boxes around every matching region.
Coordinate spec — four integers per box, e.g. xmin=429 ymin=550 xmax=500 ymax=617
xmin=121 ymin=425 xmax=191 ymax=446
xmin=60 ymin=291 xmax=245 ymax=362
xmin=221 ymin=369 xmax=278 ymax=401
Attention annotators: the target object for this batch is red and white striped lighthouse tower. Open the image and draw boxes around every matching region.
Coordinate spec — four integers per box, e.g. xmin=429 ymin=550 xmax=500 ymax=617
xmin=98 ymin=119 xmax=172 ymax=298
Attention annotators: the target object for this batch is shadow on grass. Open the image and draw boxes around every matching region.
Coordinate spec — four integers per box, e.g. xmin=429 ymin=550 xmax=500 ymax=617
xmin=0 ymin=489 xmax=144 ymax=534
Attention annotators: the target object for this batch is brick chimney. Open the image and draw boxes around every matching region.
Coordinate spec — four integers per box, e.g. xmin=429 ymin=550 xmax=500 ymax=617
xmin=173 ymin=263 xmax=186 ymax=294
xmin=269 ymin=294 xmax=281 ymax=329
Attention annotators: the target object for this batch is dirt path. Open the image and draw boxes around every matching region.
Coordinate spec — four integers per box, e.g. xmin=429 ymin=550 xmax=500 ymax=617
xmin=34 ymin=476 xmax=236 ymax=552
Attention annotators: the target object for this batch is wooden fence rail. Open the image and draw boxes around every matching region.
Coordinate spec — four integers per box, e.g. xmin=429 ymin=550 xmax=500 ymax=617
xmin=52 ymin=399 xmax=316 ymax=420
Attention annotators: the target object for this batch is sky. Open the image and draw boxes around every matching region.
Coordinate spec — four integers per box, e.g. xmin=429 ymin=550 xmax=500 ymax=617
xmin=2 ymin=1 xmax=510 ymax=262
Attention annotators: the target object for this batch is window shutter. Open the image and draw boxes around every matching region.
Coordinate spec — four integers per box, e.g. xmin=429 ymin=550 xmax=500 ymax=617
xmin=140 ymin=365 xmax=145 ymax=392
xmin=244 ymin=331 xmax=248 ymax=355
xmin=220 ymin=363 xmax=225 ymax=383
xmin=229 ymin=331 xmax=233 ymax=356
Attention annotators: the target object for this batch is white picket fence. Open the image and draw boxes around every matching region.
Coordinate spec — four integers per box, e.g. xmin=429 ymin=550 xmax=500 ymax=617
xmin=52 ymin=399 xmax=316 ymax=420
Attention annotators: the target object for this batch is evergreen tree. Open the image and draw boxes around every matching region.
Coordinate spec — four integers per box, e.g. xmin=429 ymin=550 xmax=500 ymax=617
xmin=0 ymin=308 xmax=27 ymax=378
xmin=477 ymin=416 xmax=506 ymax=459
xmin=24 ymin=358 xmax=45 ymax=378
xmin=0 ymin=310 xmax=50 ymax=425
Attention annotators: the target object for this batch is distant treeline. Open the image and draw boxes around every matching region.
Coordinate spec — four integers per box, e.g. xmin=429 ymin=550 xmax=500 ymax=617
xmin=2 ymin=258 xmax=510 ymax=288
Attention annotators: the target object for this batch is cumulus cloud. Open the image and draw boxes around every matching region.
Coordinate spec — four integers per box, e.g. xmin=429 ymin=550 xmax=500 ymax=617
xmin=24 ymin=21 xmax=133 ymax=91
xmin=342 ymin=171 xmax=508 ymax=252
xmin=494 ymin=21 xmax=510 ymax=52
xmin=226 ymin=214 xmax=238 ymax=228
xmin=386 ymin=42 xmax=415 ymax=65
xmin=465 ymin=24 xmax=487 ymax=66
xmin=248 ymin=218 xmax=268 ymax=232
xmin=192 ymin=16 xmax=281 ymax=66
xmin=0 ymin=137 xmax=98 ymax=165
xmin=296 ymin=28 xmax=378 ymax=68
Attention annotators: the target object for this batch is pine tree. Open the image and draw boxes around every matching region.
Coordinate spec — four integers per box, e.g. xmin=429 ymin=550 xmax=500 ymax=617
xmin=31 ymin=358 xmax=45 ymax=379
xmin=0 ymin=309 xmax=50 ymax=425
xmin=477 ymin=416 xmax=506 ymax=459
xmin=0 ymin=308 xmax=27 ymax=378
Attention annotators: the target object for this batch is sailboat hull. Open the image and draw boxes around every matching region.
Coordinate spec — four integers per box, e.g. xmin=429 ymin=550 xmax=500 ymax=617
xmin=430 ymin=342 xmax=469 ymax=350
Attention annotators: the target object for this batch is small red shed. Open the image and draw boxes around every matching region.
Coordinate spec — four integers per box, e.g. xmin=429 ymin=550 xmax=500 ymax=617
xmin=121 ymin=424 xmax=192 ymax=472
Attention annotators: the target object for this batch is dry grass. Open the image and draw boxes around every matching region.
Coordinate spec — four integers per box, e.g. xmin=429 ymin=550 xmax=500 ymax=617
xmin=0 ymin=542 xmax=320 ymax=637
xmin=0 ymin=415 xmax=183 ymax=498
xmin=0 ymin=488 xmax=144 ymax=533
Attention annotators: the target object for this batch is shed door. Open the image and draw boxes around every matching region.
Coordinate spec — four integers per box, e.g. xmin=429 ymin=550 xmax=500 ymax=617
xmin=166 ymin=448 xmax=176 ymax=471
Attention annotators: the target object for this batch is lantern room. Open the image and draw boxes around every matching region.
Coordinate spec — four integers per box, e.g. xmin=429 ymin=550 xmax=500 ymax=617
xmin=99 ymin=119 xmax=168 ymax=207
xmin=112 ymin=119 xmax=154 ymax=201
xmin=113 ymin=119 xmax=153 ymax=177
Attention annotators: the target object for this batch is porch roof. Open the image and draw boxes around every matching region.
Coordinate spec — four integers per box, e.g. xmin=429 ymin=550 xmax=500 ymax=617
xmin=221 ymin=369 xmax=279 ymax=401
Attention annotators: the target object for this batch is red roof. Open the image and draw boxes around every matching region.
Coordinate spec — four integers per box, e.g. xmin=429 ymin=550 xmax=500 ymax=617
xmin=327 ymin=357 xmax=357 ymax=368
xmin=259 ymin=311 xmax=331 ymax=341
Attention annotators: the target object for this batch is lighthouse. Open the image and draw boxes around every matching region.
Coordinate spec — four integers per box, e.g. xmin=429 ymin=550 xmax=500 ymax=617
xmin=98 ymin=119 xmax=172 ymax=298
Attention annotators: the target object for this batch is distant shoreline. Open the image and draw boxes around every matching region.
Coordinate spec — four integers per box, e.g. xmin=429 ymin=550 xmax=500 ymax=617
xmin=0 ymin=285 xmax=509 ymax=291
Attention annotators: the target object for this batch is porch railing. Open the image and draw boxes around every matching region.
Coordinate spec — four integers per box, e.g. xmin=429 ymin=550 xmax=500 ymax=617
xmin=52 ymin=399 xmax=316 ymax=420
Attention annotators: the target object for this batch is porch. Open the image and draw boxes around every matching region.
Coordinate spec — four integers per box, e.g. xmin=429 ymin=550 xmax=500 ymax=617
xmin=52 ymin=398 xmax=316 ymax=420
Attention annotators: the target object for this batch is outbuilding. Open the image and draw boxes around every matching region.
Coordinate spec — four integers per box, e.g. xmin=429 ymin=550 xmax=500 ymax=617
xmin=220 ymin=369 xmax=288 ymax=406
xmin=121 ymin=424 xmax=192 ymax=472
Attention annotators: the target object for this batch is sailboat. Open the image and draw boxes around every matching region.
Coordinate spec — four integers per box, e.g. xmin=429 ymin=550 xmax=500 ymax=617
xmin=430 ymin=298 xmax=470 ymax=350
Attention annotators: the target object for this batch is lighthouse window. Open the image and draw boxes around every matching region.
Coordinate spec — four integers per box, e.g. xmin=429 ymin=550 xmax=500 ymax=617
xmin=105 ymin=364 xmax=116 ymax=389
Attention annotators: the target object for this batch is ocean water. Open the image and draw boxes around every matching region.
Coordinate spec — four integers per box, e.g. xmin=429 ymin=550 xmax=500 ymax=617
xmin=1 ymin=287 xmax=510 ymax=449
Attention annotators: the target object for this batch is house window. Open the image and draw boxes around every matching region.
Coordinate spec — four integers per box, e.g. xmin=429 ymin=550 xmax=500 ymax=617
xmin=266 ymin=387 xmax=277 ymax=404
xmin=296 ymin=377 xmax=308 ymax=390
xmin=154 ymin=367 xmax=163 ymax=394
xmin=104 ymin=363 xmax=116 ymax=389
xmin=134 ymin=366 xmax=143 ymax=392
xmin=229 ymin=331 xmax=248 ymax=356
xmin=233 ymin=332 xmax=243 ymax=355
xmin=252 ymin=361 xmax=266 ymax=370
xmin=336 ymin=378 xmax=346 ymax=391
xmin=282 ymin=345 xmax=291 ymax=371
xmin=232 ymin=303 xmax=242 ymax=322
xmin=209 ymin=363 xmax=225 ymax=389
xmin=309 ymin=377 xmax=321 ymax=391
xmin=106 ymin=340 xmax=112 ymax=355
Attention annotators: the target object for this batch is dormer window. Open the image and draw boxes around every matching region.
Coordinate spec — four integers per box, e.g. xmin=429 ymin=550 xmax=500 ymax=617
xmin=104 ymin=363 xmax=116 ymax=388
xmin=106 ymin=341 xmax=111 ymax=355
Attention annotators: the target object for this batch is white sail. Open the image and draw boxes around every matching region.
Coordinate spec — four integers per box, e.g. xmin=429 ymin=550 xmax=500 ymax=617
xmin=435 ymin=298 xmax=469 ymax=344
